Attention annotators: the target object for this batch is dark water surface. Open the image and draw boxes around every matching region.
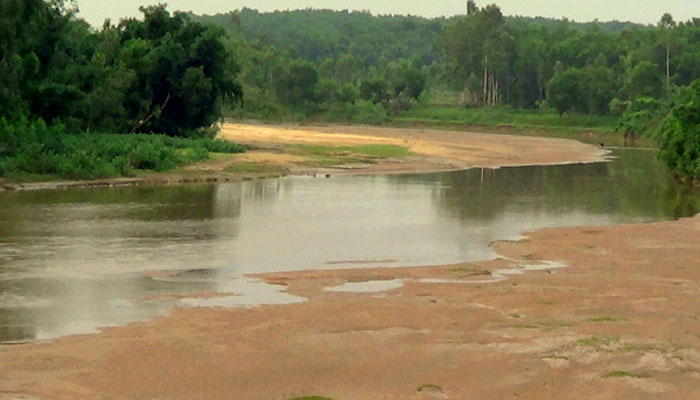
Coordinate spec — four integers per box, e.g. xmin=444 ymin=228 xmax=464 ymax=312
xmin=0 ymin=150 xmax=698 ymax=342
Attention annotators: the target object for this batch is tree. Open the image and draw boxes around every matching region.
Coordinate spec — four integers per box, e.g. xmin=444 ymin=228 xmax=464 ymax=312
xmin=274 ymin=60 xmax=318 ymax=110
xmin=659 ymin=13 xmax=676 ymax=87
xmin=657 ymin=79 xmax=700 ymax=179
xmin=117 ymin=5 xmax=243 ymax=135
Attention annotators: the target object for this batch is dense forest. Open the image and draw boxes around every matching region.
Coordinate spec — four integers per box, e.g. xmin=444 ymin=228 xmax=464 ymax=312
xmin=1 ymin=1 xmax=699 ymax=180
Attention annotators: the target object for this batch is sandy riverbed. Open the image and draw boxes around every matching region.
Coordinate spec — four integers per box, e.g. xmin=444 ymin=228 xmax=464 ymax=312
xmin=1 ymin=125 xmax=697 ymax=400
xmin=219 ymin=122 xmax=610 ymax=174
xmin=0 ymin=215 xmax=698 ymax=399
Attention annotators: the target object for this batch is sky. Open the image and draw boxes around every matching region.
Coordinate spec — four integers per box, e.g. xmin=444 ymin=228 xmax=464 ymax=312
xmin=76 ymin=1 xmax=700 ymax=27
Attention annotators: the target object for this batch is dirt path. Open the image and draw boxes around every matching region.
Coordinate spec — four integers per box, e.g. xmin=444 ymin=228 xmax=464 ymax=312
xmin=0 ymin=215 xmax=698 ymax=400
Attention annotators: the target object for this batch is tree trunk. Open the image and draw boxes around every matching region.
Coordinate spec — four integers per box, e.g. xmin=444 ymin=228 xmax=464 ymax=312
xmin=483 ymin=65 xmax=488 ymax=105
xmin=666 ymin=45 xmax=671 ymax=86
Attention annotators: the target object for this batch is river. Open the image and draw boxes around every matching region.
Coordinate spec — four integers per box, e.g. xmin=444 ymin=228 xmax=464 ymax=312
xmin=0 ymin=149 xmax=698 ymax=343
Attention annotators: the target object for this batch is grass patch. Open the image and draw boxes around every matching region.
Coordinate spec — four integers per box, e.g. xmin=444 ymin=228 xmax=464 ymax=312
xmin=287 ymin=143 xmax=410 ymax=168
xmin=577 ymin=336 xmax=620 ymax=347
xmin=399 ymin=105 xmax=617 ymax=130
xmin=417 ymin=384 xmax=443 ymax=392
xmin=225 ymin=162 xmax=288 ymax=175
xmin=511 ymin=324 xmax=539 ymax=329
xmin=511 ymin=320 xmax=571 ymax=331
xmin=586 ymin=317 xmax=627 ymax=323
xmin=290 ymin=144 xmax=410 ymax=158
xmin=450 ymin=266 xmax=492 ymax=277
xmin=349 ymin=144 xmax=411 ymax=158
xmin=289 ymin=397 xmax=333 ymax=400
xmin=602 ymin=370 xmax=650 ymax=379
xmin=394 ymin=104 xmax=658 ymax=147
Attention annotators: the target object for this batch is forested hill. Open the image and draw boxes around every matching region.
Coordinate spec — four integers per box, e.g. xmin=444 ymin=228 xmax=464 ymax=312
xmin=194 ymin=9 xmax=648 ymax=66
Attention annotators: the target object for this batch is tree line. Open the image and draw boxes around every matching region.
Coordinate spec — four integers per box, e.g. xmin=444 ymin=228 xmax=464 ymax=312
xmin=198 ymin=3 xmax=700 ymax=179
xmin=1 ymin=1 xmax=698 ymax=180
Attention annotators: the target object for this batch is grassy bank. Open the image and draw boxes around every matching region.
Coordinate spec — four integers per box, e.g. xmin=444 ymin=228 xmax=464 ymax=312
xmin=392 ymin=105 xmax=657 ymax=147
xmin=0 ymin=120 xmax=245 ymax=182
xmin=230 ymin=104 xmax=658 ymax=148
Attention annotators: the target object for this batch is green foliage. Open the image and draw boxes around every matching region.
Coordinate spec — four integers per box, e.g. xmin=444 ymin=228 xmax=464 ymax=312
xmin=1 ymin=1 xmax=243 ymax=136
xmin=602 ymin=370 xmax=650 ymax=379
xmin=288 ymin=397 xmax=333 ymax=400
xmin=0 ymin=118 xmax=244 ymax=180
xmin=547 ymin=64 xmax=615 ymax=115
xmin=616 ymin=97 xmax=667 ymax=136
xmin=397 ymin=105 xmax=617 ymax=130
xmin=657 ymin=80 xmax=700 ymax=179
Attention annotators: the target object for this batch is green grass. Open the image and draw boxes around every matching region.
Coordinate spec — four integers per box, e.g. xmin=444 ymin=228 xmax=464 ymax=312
xmin=290 ymin=144 xmax=410 ymax=158
xmin=0 ymin=119 xmax=246 ymax=181
xmin=225 ymin=162 xmax=289 ymax=175
xmin=394 ymin=104 xmax=659 ymax=147
xmin=511 ymin=320 xmax=571 ymax=331
xmin=398 ymin=105 xmax=617 ymax=131
xmin=417 ymin=384 xmax=443 ymax=392
xmin=287 ymin=143 xmax=411 ymax=168
xmin=450 ymin=266 xmax=492 ymax=276
xmin=289 ymin=397 xmax=334 ymax=400
xmin=602 ymin=370 xmax=650 ymax=379
xmin=586 ymin=317 xmax=627 ymax=323
xmin=577 ymin=336 xmax=620 ymax=347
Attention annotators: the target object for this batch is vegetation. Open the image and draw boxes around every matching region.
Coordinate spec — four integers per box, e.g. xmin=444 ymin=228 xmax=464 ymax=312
xmin=289 ymin=397 xmax=333 ymax=400
xmin=2 ymin=1 xmax=699 ymax=181
xmin=0 ymin=0 xmax=243 ymax=180
xmin=657 ymin=79 xmax=700 ymax=179
xmin=602 ymin=370 xmax=650 ymax=379
xmin=0 ymin=118 xmax=244 ymax=180
xmin=417 ymin=383 xmax=444 ymax=392
xmin=197 ymin=4 xmax=700 ymax=179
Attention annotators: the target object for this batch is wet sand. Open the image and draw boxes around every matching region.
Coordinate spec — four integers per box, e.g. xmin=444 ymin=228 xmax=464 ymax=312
xmin=0 ymin=215 xmax=698 ymax=399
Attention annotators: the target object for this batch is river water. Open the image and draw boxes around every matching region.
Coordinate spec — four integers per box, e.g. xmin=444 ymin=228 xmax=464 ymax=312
xmin=0 ymin=149 xmax=698 ymax=343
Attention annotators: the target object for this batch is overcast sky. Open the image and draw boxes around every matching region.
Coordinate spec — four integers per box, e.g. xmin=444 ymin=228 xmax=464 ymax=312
xmin=76 ymin=1 xmax=700 ymax=27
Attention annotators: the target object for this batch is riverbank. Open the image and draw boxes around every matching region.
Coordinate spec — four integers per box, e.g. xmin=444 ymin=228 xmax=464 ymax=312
xmin=0 ymin=215 xmax=698 ymax=399
xmin=0 ymin=122 xmax=608 ymax=191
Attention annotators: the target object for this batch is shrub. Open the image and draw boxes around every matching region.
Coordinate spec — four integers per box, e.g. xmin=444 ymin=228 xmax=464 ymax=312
xmin=0 ymin=119 xmax=245 ymax=180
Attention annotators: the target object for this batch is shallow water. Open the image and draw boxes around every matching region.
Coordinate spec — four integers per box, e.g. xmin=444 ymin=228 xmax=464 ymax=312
xmin=0 ymin=149 xmax=698 ymax=342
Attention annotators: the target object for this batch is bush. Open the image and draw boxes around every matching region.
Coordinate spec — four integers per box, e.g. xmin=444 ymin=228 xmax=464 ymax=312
xmin=657 ymin=80 xmax=700 ymax=179
xmin=0 ymin=118 xmax=245 ymax=180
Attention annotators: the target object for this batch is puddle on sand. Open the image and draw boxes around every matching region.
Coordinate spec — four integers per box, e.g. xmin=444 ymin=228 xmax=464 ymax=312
xmin=179 ymin=278 xmax=307 ymax=308
xmin=324 ymin=279 xmax=405 ymax=293
xmin=321 ymin=261 xmax=566 ymax=293
xmin=418 ymin=260 xmax=567 ymax=285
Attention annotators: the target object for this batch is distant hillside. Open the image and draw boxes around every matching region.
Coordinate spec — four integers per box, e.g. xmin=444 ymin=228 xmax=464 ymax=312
xmin=194 ymin=8 xmax=649 ymax=67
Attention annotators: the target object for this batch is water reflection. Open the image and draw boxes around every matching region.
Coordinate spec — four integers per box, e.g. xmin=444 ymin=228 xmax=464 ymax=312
xmin=0 ymin=150 xmax=698 ymax=342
